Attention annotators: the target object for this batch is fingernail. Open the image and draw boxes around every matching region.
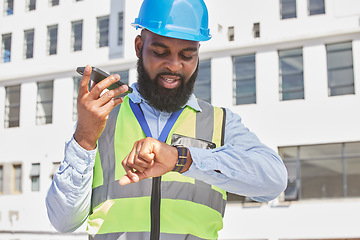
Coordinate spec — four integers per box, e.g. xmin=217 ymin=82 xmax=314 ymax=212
xmin=85 ymin=65 xmax=90 ymax=73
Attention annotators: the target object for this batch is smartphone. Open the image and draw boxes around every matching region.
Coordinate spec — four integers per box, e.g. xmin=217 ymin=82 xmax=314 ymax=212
xmin=76 ymin=66 xmax=133 ymax=94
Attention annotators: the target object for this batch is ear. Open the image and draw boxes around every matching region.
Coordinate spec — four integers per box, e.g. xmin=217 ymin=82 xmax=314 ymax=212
xmin=135 ymin=35 xmax=143 ymax=58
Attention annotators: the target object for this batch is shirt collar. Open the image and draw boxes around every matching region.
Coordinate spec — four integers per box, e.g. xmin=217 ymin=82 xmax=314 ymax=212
xmin=128 ymin=82 xmax=202 ymax=112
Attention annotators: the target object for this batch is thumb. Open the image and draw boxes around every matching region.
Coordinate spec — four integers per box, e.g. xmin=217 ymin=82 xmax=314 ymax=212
xmin=119 ymin=174 xmax=139 ymax=186
xmin=119 ymin=171 xmax=151 ymax=186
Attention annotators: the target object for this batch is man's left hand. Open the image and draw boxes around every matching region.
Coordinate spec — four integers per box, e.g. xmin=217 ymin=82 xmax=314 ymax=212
xmin=119 ymin=137 xmax=181 ymax=185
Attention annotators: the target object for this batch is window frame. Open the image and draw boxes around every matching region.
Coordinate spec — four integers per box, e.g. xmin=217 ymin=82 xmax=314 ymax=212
xmin=0 ymin=165 xmax=3 ymax=194
xmin=26 ymin=0 xmax=36 ymax=11
xmin=118 ymin=12 xmax=124 ymax=46
xmin=2 ymin=33 xmax=12 ymax=63
xmin=232 ymin=54 xmax=257 ymax=105
xmin=194 ymin=59 xmax=212 ymax=103
xmin=278 ymin=47 xmax=304 ymax=101
xmin=13 ymin=164 xmax=22 ymax=194
xmin=326 ymin=41 xmax=354 ymax=97
xmin=97 ymin=16 xmax=110 ymax=48
xmin=4 ymin=0 xmax=14 ymax=16
xmin=49 ymin=0 xmax=59 ymax=7
xmin=308 ymin=0 xmax=325 ymax=15
xmin=71 ymin=20 xmax=83 ymax=52
xmin=279 ymin=142 xmax=360 ymax=201
xmin=36 ymin=80 xmax=54 ymax=125
xmin=47 ymin=25 xmax=58 ymax=55
xmin=24 ymin=29 xmax=35 ymax=59
xmin=280 ymin=0 xmax=297 ymax=19
xmin=4 ymin=84 xmax=21 ymax=128
xmin=73 ymin=77 xmax=81 ymax=121
xmin=30 ymin=163 xmax=40 ymax=192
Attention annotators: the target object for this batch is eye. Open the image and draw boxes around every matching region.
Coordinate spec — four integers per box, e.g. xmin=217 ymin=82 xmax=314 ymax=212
xmin=180 ymin=54 xmax=193 ymax=61
xmin=153 ymin=51 xmax=168 ymax=57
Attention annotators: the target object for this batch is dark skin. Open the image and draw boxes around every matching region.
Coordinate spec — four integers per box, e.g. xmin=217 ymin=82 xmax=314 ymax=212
xmin=74 ymin=30 xmax=198 ymax=185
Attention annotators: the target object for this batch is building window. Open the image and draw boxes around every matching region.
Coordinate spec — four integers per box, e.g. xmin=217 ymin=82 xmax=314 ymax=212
xmin=326 ymin=42 xmax=354 ymax=96
xmin=1 ymin=33 xmax=12 ymax=62
xmin=71 ymin=20 xmax=83 ymax=51
xmin=13 ymin=164 xmax=22 ymax=193
xmin=280 ymin=0 xmax=297 ymax=19
xmin=73 ymin=77 xmax=81 ymax=121
xmin=233 ymin=54 xmax=256 ymax=105
xmin=24 ymin=29 xmax=35 ymax=59
xmin=253 ymin=23 xmax=260 ymax=38
xmin=4 ymin=0 xmax=14 ymax=15
xmin=36 ymin=80 xmax=53 ymax=125
xmin=4 ymin=85 xmax=21 ymax=128
xmin=0 ymin=166 xmax=3 ymax=194
xmin=50 ymin=162 xmax=61 ymax=180
xmin=227 ymin=26 xmax=234 ymax=42
xmin=47 ymin=25 xmax=58 ymax=55
xmin=279 ymin=142 xmax=360 ymax=201
xmin=279 ymin=48 xmax=304 ymax=101
xmin=118 ymin=12 xmax=124 ymax=46
xmin=30 ymin=163 xmax=40 ymax=191
xmin=50 ymin=0 xmax=59 ymax=6
xmin=97 ymin=16 xmax=109 ymax=47
xmin=308 ymin=0 xmax=325 ymax=15
xmin=26 ymin=0 xmax=36 ymax=11
xmin=73 ymin=77 xmax=92 ymax=121
xmin=194 ymin=60 xmax=211 ymax=103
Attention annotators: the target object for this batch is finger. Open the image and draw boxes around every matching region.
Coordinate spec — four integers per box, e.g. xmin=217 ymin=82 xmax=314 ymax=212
xmin=133 ymin=156 xmax=153 ymax=172
xmin=96 ymin=84 xmax=129 ymax=107
xmin=96 ymin=97 xmax=124 ymax=117
xmin=133 ymin=141 xmax=154 ymax=170
xmin=119 ymin=175 xmax=134 ymax=185
xmin=78 ymin=65 xmax=92 ymax=97
xmin=119 ymin=171 xmax=149 ymax=186
xmin=122 ymin=156 xmax=140 ymax=183
xmin=89 ymin=74 xmax=122 ymax=99
xmin=126 ymin=142 xmax=148 ymax=172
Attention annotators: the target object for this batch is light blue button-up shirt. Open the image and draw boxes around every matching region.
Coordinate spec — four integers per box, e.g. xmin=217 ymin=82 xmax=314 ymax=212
xmin=46 ymin=83 xmax=287 ymax=233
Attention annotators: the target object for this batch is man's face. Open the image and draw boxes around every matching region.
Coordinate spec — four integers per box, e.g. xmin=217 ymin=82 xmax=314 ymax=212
xmin=135 ymin=30 xmax=200 ymax=112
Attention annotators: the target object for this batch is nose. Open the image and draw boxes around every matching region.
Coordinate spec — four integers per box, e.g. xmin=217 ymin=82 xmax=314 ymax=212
xmin=164 ymin=54 xmax=183 ymax=72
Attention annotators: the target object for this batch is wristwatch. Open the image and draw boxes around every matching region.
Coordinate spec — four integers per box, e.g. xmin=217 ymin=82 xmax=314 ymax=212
xmin=172 ymin=145 xmax=188 ymax=173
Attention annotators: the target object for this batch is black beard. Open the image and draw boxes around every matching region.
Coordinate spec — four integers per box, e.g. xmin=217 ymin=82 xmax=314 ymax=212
xmin=137 ymin=54 xmax=198 ymax=113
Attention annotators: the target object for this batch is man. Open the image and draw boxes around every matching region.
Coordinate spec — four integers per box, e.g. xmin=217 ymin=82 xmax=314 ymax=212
xmin=46 ymin=0 xmax=288 ymax=239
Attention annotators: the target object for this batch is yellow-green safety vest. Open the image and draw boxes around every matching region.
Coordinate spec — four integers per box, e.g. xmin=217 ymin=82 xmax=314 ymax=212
xmin=88 ymin=97 xmax=227 ymax=240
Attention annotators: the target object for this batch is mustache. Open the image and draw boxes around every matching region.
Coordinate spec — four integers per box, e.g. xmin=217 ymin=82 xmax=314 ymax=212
xmin=156 ymin=72 xmax=185 ymax=80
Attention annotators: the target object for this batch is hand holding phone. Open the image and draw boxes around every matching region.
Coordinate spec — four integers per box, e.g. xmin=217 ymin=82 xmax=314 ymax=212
xmin=76 ymin=66 xmax=133 ymax=94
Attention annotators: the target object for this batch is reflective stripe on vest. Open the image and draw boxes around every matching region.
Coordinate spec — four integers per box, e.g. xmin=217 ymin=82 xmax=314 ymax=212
xmin=88 ymin=97 xmax=226 ymax=240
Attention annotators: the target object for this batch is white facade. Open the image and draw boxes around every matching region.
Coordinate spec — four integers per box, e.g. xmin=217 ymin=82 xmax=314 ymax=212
xmin=0 ymin=0 xmax=359 ymax=240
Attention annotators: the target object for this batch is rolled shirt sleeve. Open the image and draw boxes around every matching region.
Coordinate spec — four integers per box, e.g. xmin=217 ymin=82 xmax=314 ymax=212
xmin=183 ymin=108 xmax=288 ymax=202
xmin=46 ymin=136 xmax=96 ymax=233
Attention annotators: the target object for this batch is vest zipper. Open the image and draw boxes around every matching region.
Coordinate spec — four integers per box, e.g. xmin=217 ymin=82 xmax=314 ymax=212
xmin=150 ymin=176 xmax=161 ymax=240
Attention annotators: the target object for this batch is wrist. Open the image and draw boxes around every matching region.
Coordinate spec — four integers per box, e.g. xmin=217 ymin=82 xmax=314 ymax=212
xmin=73 ymin=131 xmax=97 ymax=150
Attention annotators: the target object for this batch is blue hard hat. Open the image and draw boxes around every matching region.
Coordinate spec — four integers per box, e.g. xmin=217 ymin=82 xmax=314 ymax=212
xmin=132 ymin=0 xmax=211 ymax=42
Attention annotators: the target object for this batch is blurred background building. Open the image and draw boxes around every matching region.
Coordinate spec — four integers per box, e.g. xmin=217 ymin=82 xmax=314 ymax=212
xmin=0 ymin=0 xmax=359 ymax=239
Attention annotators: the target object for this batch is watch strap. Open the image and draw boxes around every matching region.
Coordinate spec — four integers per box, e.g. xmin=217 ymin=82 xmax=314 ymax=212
xmin=172 ymin=145 xmax=188 ymax=173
